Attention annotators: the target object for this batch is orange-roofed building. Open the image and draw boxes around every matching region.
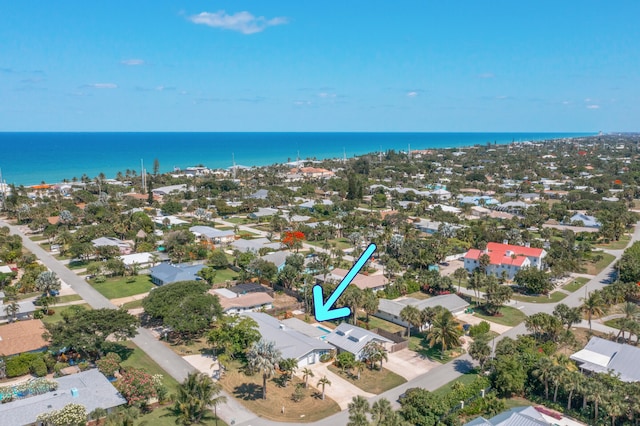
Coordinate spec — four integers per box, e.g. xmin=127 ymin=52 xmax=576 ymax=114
xmin=464 ymin=242 xmax=547 ymax=280
xmin=289 ymin=167 xmax=335 ymax=178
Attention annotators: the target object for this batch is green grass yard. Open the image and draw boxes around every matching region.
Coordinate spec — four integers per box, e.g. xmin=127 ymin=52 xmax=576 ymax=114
xmin=595 ymin=234 xmax=631 ymax=250
xmin=433 ymin=372 xmax=480 ymax=396
xmin=40 ymin=304 xmax=91 ymax=325
xmin=327 ymin=364 xmax=406 ymax=394
xmin=90 ymin=275 xmax=154 ymax=300
xmin=563 ymin=277 xmax=590 ymax=293
xmin=511 ymin=291 xmax=567 ymax=303
xmin=473 ymin=306 xmax=527 ymax=327
xmin=408 ymin=333 xmax=464 ymax=364
xmin=53 ymin=294 xmax=83 ymax=304
xmin=582 ymin=253 xmax=616 ymax=275
xmin=211 ymin=267 xmax=239 ymax=284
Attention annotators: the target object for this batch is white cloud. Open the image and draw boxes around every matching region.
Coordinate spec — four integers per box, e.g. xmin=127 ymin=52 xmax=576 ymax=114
xmin=293 ymin=100 xmax=312 ymax=106
xmin=318 ymin=92 xmax=336 ymax=98
xmin=189 ymin=10 xmax=288 ymax=34
xmin=406 ymin=91 xmax=418 ymax=98
xmin=586 ymin=104 xmax=600 ymax=109
xmin=562 ymin=101 xmax=571 ymax=105
xmin=121 ymin=59 xmax=145 ymax=66
xmin=84 ymin=83 xmax=118 ymax=89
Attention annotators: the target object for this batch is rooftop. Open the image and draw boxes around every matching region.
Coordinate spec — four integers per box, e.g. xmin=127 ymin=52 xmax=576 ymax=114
xmin=325 ymin=323 xmax=392 ymax=355
xmin=0 ymin=319 xmax=49 ymax=356
xmin=571 ymin=336 xmax=640 ymax=382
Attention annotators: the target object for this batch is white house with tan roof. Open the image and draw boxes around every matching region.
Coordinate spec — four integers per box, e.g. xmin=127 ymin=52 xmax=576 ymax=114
xmin=314 ymin=268 xmax=389 ymax=292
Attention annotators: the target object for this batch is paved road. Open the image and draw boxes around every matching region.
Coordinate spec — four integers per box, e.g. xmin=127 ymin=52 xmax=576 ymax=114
xmin=6 ymin=216 xmax=639 ymax=426
xmin=0 ymin=218 xmax=259 ymax=426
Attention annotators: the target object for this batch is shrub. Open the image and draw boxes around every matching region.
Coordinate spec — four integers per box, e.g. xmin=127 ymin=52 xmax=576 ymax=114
xmin=94 ymin=275 xmax=107 ymax=283
xmin=115 ymin=367 xmax=157 ymax=407
xmin=469 ymin=321 xmax=491 ymax=337
xmin=291 ymin=384 xmax=306 ymax=402
xmin=5 ymin=354 xmax=35 ymax=377
xmin=30 ymin=357 xmax=48 ymax=377
xmin=96 ymin=352 xmax=122 ymax=377
xmin=33 ymin=310 xmax=44 ymax=319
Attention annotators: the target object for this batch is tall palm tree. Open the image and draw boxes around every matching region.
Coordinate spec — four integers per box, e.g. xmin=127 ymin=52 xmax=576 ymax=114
xmin=532 ymin=356 xmax=555 ymax=400
xmin=317 ymin=376 xmax=331 ymax=400
xmin=247 ymin=339 xmax=282 ymax=400
xmin=347 ymin=395 xmax=370 ymax=426
xmin=171 ymin=372 xmax=225 ymax=425
xmin=361 ymin=289 xmax=379 ymax=323
xmin=301 ymin=367 xmax=314 ymax=389
xmin=421 ymin=306 xmax=437 ymax=331
xmin=453 ymin=267 xmax=468 ymax=293
xmin=602 ymin=390 xmax=625 ymax=426
xmin=278 ymin=357 xmax=298 ymax=387
xmin=588 ymin=379 xmax=606 ymax=422
xmin=399 ymin=305 xmax=420 ymax=338
xmin=581 ymin=291 xmax=607 ymax=330
xmin=353 ymin=360 xmax=366 ymax=380
xmin=427 ymin=310 xmax=461 ymax=358
xmin=563 ymin=370 xmax=583 ymax=411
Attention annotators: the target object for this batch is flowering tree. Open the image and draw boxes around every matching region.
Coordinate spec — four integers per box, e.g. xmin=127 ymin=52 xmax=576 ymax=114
xmin=37 ymin=403 xmax=87 ymax=426
xmin=96 ymin=352 xmax=121 ymax=377
xmin=282 ymin=231 xmax=305 ymax=252
xmin=116 ymin=367 xmax=157 ymax=407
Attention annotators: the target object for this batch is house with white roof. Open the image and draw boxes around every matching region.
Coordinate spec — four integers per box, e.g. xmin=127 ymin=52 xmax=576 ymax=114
xmin=325 ymin=323 xmax=393 ymax=360
xmin=567 ymin=213 xmax=601 ymax=228
xmin=152 ymin=184 xmax=187 ymax=196
xmin=189 ymin=225 xmax=236 ymax=244
xmin=241 ymin=312 xmax=333 ymax=366
xmin=230 ymin=238 xmax=282 ymax=253
xmin=571 ymin=336 xmax=640 ymax=382
xmin=464 ymin=406 xmax=567 ymax=426
xmin=91 ymin=237 xmax=132 ymax=255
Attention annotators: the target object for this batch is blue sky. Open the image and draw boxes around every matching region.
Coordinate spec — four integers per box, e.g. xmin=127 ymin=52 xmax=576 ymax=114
xmin=1 ymin=1 xmax=638 ymax=132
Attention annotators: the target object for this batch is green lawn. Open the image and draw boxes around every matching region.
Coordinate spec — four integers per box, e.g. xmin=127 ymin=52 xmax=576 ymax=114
xmin=135 ymin=405 xmax=228 ymax=426
xmin=563 ymin=277 xmax=590 ymax=293
xmin=406 ymin=291 xmax=431 ymax=300
xmin=29 ymin=235 xmax=46 ymax=242
xmin=596 ymin=234 xmax=631 ymax=250
xmin=224 ymin=217 xmax=251 ymax=224
xmin=408 ymin=334 xmax=464 ymax=363
xmin=211 ymin=268 xmax=239 ymax=284
xmin=53 ymin=294 xmax=83 ymax=304
xmin=433 ymin=372 xmax=479 ymax=396
xmin=67 ymin=259 xmax=91 ymax=270
xmin=604 ymin=318 xmax=623 ymax=329
xmin=361 ymin=315 xmax=406 ymax=334
xmin=40 ymin=304 xmax=91 ymax=325
xmin=306 ymin=238 xmax=352 ymax=250
xmin=122 ymin=299 xmax=144 ymax=310
xmin=474 ymin=306 xmax=527 ymax=327
xmin=17 ymin=291 xmax=41 ymax=300
xmin=91 ymin=275 xmax=154 ymax=300
xmin=511 ymin=291 xmax=567 ymax=303
xmin=327 ymin=364 xmax=406 ymax=394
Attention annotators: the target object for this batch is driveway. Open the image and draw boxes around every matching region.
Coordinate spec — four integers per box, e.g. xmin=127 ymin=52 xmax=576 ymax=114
xmin=457 ymin=313 xmax=512 ymax=334
xmin=384 ymin=349 xmax=439 ymax=380
xmin=295 ymin=362 xmax=375 ymax=409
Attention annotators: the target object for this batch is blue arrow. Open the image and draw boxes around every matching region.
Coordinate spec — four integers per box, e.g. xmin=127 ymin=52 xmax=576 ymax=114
xmin=313 ymin=243 xmax=377 ymax=322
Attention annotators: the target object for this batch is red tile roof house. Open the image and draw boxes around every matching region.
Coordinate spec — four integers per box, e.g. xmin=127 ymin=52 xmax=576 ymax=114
xmin=464 ymin=242 xmax=547 ymax=280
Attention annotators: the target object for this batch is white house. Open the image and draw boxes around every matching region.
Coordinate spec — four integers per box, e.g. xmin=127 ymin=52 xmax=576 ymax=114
xmin=325 ymin=323 xmax=393 ymax=360
xmin=464 ymin=242 xmax=546 ymax=280
xmin=375 ymin=294 xmax=469 ymax=328
xmin=211 ymin=288 xmax=274 ymax=314
xmin=189 ymin=226 xmax=236 ymax=244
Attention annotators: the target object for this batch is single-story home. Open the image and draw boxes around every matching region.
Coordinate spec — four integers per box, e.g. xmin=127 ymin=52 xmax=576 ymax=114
xmin=464 ymin=406 xmax=550 ymax=426
xmin=314 ymin=268 xmax=389 ymax=292
xmin=189 ymin=226 xmax=236 ymax=244
xmin=248 ymin=208 xmax=279 ymax=219
xmin=149 ymin=262 xmax=205 ymax=286
xmin=571 ymin=336 xmax=640 ymax=382
xmin=375 ymin=294 xmax=470 ymax=328
xmin=248 ymin=189 xmax=269 ymax=200
xmin=152 ymin=184 xmax=187 ymax=196
xmin=0 ymin=369 xmax=127 ymax=425
xmin=91 ymin=237 xmax=132 ymax=255
xmin=0 ymin=299 xmax=38 ymax=323
xmin=211 ymin=288 xmax=274 ymax=314
xmin=298 ymin=199 xmax=334 ymax=211
xmin=230 ymin=238 xmax=281 ymax=253
xmin=325 ymin=323 xmax=393 ymax=361
xmin=152 ymin=215 xmax=189 ymax=227
xmin=241 ymin=312 xmax=333 ymax=367
xmin=0 ymin=319 xmax=49 ymax=356
xmin=228 ymin=282 xmax=274 ymax=296
xmin=119 ymin=252 xmax=160 ymax=268
xmin=567 ymin=213 xmax=601 ymax=228
xmin=260 ymin=250 xmax=293 ymax=272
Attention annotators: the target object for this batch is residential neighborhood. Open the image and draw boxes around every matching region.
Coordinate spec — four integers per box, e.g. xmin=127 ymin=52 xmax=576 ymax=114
xmin=1 ymin=134 xmax=640 ymax=425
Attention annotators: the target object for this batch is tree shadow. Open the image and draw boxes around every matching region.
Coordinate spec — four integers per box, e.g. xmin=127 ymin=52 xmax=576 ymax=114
xmin=233 ymin=383 xmax=262 ymax=401
xmin=101 ymin=342 xmax=134 ymax=361
xmin=453 ymin=358 xmax=474 ymax=373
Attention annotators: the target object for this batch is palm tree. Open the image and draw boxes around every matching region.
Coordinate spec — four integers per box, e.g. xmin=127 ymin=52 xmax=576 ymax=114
xmin=171 ymin=372 xmax=225 ymax=425
xmin=347 ymin=395 xmax=370 ymax=426
xmin=35 ymin=270 xmax=61 ymax=295
xmin=581 ymin=291 xmax=607 ymax=331
xmin=453 ymin=267 xmax=468 ymax=293
xmin=352 ymin=360 xmax=366 ymax=380
xmin=247 ymin=339 xmax=282 ymax=400
xmin=532 ymin=356 xmax=554 ymax=400
xmin=468 ymin=336 xmax=491 ymax=370
xmin=317 ymin=376 xmax=331 ymax=400
xmin=421 ymin=306 xmax=437 ymax=331
xmin=278 ymin=357 xmax=298 ymax=388
xmin=361 ymin=289 xmax=379 ymax=323
xmin=371 ymin=398 xmax=394 ymax=426
xmin=399 ymin=305 xmax=420 ymax=338
xmin=427 ymin=310 xmax=461 ymax=358
xmin=563 ymin=370 xmax=583 ymax=411
xmin=301 ymin=367 xmax=314 ymax=389
xmin=361 ymin=341 xmax=388 ymax=370
xmin=588 ymin=379 xmax=606 ymax=422
xmin=3 ymin=301 xmax=19 ymax=322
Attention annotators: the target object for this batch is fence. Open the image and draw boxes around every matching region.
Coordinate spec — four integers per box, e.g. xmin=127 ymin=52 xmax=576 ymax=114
xmin=370 ymin=327 xmax=409 ymax=353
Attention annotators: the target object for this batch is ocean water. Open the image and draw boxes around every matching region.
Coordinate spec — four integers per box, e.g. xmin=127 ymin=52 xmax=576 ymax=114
xmin=0 ymin=132 xmax=593 ymax=186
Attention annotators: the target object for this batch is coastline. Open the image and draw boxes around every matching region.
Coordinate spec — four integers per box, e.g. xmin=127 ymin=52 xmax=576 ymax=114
xmin=0 ymin=132 xmax=594 ymax=186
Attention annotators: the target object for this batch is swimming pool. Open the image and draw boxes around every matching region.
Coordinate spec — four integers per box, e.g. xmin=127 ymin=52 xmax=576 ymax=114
xmin=315 ymin=325 xmax=332 ymax=334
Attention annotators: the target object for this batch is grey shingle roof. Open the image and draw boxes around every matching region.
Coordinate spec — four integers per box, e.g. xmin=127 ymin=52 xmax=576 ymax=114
xmin=0 ymin=369 xmax=126 ymax=426
xmin=377 ymin=294 xmax=469 ymax=318
xmin=281 ymin=318 xmax=326 ymax=339
xmin=149 ymin=262 xmax=205 ymax=285
xmin=241 ymin=312 xmax=332 ymax=361
xmin=325 ymin=323 xmax=391 ymax=356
